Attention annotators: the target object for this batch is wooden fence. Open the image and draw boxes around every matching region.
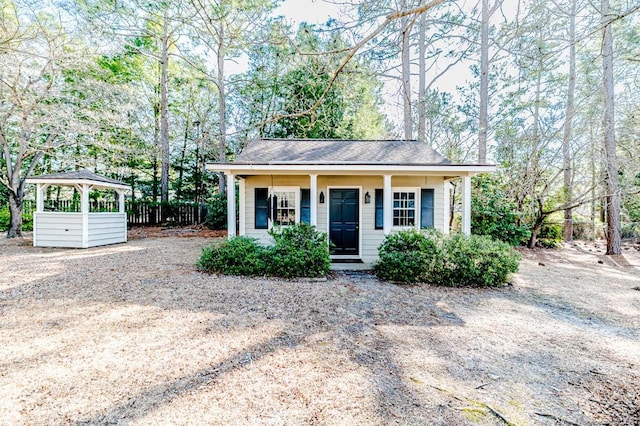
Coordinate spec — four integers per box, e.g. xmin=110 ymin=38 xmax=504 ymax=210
xmin=127 ymin=202 xmax=209 ymax=226
xmin=14 ymin=199 xmax=209 ymax=227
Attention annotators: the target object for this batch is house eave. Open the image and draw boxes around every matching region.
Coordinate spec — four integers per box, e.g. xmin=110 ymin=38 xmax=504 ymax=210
xmin=206 ymin=162 xmax=496 ymax=176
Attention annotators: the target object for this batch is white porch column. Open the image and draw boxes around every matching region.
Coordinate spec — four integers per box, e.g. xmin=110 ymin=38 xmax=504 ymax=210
xmin=309 ymin=174 xmax=318 ymax=227
xmin=383 ymin=174 xmax=392 ymax=235
xmin=81 ymin=184 xmax=90 ymax=248
xmin=443 ymin=180 xmax=451 ymax=235
xmin=238 ymin=178 xmax=245 ymax=235
xmin=462 ymin=175 xmax=472 ymax=235
xmin=226 ymin=173 xmax=236 ymax=238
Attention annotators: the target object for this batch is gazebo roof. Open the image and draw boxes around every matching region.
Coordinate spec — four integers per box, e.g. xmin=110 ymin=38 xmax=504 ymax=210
xmin=26 ymin=170 xmax=131 ymax=190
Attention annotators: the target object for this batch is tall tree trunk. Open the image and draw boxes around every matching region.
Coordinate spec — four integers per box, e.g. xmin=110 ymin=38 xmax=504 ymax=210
xmin=401 ymin=4 xmax=413 ymax=140
xmin=177 ymin=113 xmax=190 ymax=201
xmin=527 ymin=202 xmax=547 ymax=249
xmin=6 ymin=164 xmax=24 ymax=238
xmin=217 ymin=25 xmax=227 ymax=194
xmin=590 ymin=124 xmax=598 ymax=240
xmin=3 ymin=148 xmax=42 ymax=238
xmin=152 ymin=89 xmax=160 ymax=204
xmin=562 ymin=0 xmax=577 ymax=241
xmin=601 ymin=0 xmax=621 ymax=255
xmin=160 ymin=15 xmax=170 ymax=204
xmin=417 ymin=12 xmax=426 ymax=142
xmin=478 ymin=0 xmax=489 ymax=164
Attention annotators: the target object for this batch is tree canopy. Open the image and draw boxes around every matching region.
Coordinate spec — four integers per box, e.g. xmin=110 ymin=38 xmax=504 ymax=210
xmin=0 ymin=0 xmax=638 ymax=250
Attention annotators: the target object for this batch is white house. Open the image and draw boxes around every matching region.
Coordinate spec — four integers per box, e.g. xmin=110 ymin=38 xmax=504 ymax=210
xmin=207 ymin=139 xmax=495 ymax=264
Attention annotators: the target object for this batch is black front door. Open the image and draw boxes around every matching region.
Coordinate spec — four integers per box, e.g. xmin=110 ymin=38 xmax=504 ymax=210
xmin=329 ymin=189 xmax=359 ymax=255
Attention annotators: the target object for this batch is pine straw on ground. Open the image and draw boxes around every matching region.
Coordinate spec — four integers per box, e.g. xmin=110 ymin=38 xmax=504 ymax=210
xmin=0 ymin=236 xmax=639 ymax=425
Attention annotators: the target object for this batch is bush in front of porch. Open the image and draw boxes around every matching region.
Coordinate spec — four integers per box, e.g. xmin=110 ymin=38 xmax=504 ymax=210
xmin=373 ymin=230 xmax=520 ymax=287
xmin=197 ymin=223 xmax=330 ymax=278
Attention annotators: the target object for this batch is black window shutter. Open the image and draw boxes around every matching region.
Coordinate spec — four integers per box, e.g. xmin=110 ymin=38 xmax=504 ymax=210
xmin=255 ymin=188 xmax=268 ymax=229
xmin=375 ymin=188 xmax=383 ymax=230
xmin=420 ymin=189 xmax=434 ymax=229
xmin=300 ymin=189 xmax=311 ymax=224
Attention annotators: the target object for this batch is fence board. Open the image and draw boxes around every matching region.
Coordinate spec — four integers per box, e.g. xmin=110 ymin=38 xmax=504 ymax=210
xmin=4 ymin=199 xmax=209 ymax=227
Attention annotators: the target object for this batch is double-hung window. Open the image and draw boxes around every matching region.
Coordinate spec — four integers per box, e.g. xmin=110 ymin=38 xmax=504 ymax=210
xmin=375 ymin=187 xmax=434 ymax=229
xmin=270 ymin=187 xmax=297 ymax=226
xmin=392 ymin=189 xmax=418 ymax=227
xmin=255 ymin=186 xmax=311 ymax=229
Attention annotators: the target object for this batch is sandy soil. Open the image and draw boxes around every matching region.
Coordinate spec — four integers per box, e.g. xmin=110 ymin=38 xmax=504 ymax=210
xmin=0 ymin=234 xmax=638 ymax=425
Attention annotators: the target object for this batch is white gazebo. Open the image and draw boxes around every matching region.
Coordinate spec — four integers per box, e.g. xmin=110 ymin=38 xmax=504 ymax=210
xmin=26 ymin=170 xmax=131 ymax=248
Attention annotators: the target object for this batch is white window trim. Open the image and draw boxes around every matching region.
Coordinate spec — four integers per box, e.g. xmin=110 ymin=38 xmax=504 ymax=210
xmin=269 ymin=186 xmax=300 ymax=228
xmin=391 ymin=187 xmax=420 ymax=230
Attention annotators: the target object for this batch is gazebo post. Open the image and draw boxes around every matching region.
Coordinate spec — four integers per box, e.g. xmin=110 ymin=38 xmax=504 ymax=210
xmin=116 ymin=189 xmax=127 ymax=242
xmin=36 ymin=184 xmax=47 ymax=213
xmin=81 ymin=184 xmax=90 ymax=248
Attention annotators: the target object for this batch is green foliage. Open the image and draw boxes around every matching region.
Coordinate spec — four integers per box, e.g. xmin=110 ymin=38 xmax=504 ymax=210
xmin=536 ymin=220 xmax=563 ymax=248
xmin=0 ymin=207 xmax=33 ymax=232
xmin=621 ymin=222 xmax=640 ymax=240
xmin=197 ymin=223 xmax=330 ymax=278
xmin=435 ymin=234 xmax=521 ymax=287
xmin=374 ymin=230 xmax=521 ymax=287
xmin=373 ymin=229 xmax=442 ymax=283
xmin=197 ymin=236 xmax=267 ymax=276
xmin=236 ymin=23 xmax=389 ymax=140
xmin=471 ymin=174 xmax=530 ymax=246
xmin=267 ymin=223 xmax=331 ymax=278
xmin=206 ymin=193 xmax=227 ymax=230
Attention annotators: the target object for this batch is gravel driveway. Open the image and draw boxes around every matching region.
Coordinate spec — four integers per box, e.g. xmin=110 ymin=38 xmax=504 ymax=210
xmin=1 ymin=236 xmax=638 ymax=425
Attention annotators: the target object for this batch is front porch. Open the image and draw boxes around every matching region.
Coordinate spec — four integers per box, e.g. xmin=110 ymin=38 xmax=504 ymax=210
xmin=207 ymin=139 xmax=495 ymax=263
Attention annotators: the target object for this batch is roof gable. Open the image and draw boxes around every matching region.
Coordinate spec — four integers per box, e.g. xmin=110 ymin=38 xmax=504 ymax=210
xmin=234 ymin=139 xmax=452 ymax=165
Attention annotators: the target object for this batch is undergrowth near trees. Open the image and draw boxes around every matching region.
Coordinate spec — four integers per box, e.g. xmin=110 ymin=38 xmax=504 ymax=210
xmin=0 ymin=207 xmax=33 ymax=232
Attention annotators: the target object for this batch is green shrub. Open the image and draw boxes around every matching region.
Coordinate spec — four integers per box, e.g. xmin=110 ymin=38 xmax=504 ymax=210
xmin=0 ymin=207 xmax=33 ymax=232
xmin=197 ymin=236 xmax=266 ymax=276
xmin=206 ymin=193 xmax=227 ymax=230
xmin=373 ymin=229 xmax=442 ymax=283
xmin=0 ymin=208 xmax=9 ymax=231
xmin=373 ymin=230 xmax=521 ymax=287
xmin=621 ymin=222 xmax=640 ymax=240
xmin=471 ymin=174 xmax=530 ymax=246
xmin=536 ymin=220 xmax=562 ymax=248
xmin=435 ymin=234 xmax=521 ymax=287
xmin=197 ymin=223 xmax=330 ymax=278
xmin=267 ymin=223 xmax=330 ymax=278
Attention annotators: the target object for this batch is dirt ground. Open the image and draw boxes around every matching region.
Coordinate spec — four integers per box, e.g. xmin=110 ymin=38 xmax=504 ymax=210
xmin=0 ymin=231 xmax=639 ymax=425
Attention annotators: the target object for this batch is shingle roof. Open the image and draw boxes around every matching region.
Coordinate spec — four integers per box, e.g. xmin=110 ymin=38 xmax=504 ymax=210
xmin=233 ymin=139 xmax=452 ymax=165
xmin=26 ymin=170 xmax=129 ymax=188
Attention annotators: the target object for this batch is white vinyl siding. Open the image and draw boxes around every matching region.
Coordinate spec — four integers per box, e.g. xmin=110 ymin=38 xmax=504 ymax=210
xmin=87 ymin=213 xmax=127 ymax=247
xmin=34 ymin=213 xmax=84 ymax=248
xmin=241 ymin=175 xmax=446 ymax=263
xmin=34 ymin=212 xmax=127 ymax=248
